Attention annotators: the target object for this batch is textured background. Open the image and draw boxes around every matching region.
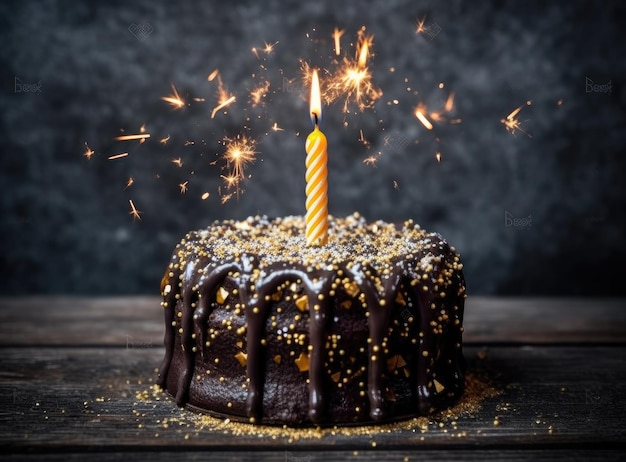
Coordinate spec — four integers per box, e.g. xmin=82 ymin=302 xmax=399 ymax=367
xmin=1 ymin=0 xmax=625 ymax=295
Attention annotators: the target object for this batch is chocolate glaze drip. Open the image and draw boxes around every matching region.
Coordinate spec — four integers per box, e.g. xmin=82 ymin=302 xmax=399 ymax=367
xmin=157 ymin=215 xmax=466 ymax=425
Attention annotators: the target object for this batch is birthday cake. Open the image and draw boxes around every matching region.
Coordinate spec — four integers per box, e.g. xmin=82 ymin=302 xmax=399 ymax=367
xmin=157 ymin=213 xmax=467 ymax=425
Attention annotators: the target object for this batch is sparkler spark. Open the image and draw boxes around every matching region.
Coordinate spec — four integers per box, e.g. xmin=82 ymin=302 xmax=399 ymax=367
xmin=220 ymin=192 xmax=234 ymax=204
xmin=415 ymin=107 xmax=434 ymax=130
xmin=358 ymin=129 xmax=371 ymax=148
xmin=179 ymin=181 xmax=189 ymax=194
xmin=444 ymin=91 xmax=455 ymax=113
xmin=211 ymin=75 xmax=236 ymax=119
xmin=324 ymin=30 xmax=383 ymax=113
xmin=415 ymin=89 xmax=460 ymax=129
xmin=161 ymin=83 xmax=185 ymax=109
xmin=128 ymin=199 xmax=141 ymax=221
xmin=271 ymin=122 xmax=284 ymax=132
xmin=218 ymin=134 xmax=258 ymax=200
xmin=501 ymin=100 xmax=532 ymax=136
xmin=125 ymin=177 xmax=134 ymax=189
xmin=159 ymin=135 xmax=171 ymax=145
xmin=262 ymin=41 xmax=279 ymax=55
xmin=114 ymin=133 xmax=151 ymax=142
xmin=108 ymin=152 xmax=129 ymax=160
xmin=333 ymin=27 xmax=345 ymax=55
xmin=83 ymin=142 xmax=94 ymax=159
xmin=250 ymin=80 xmax=270 ymax=107
xmin=415 ymin=16 xmax=428 ymax=34
xmin=363 ymin=154 xmax=379 ymax=167
xmin=208 ymin=69 xmax=219 ymax=82
xmin=171 ymin=157 xmax=183 ymax=167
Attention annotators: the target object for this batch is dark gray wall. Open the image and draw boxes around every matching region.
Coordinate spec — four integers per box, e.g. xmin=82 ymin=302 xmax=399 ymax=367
xmin=1 ymin=0 xmax=625 ymax=295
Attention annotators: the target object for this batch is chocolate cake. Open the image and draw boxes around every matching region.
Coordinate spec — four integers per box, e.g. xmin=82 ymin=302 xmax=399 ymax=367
xmin=157 ymin=213 xmax=467 ymax=426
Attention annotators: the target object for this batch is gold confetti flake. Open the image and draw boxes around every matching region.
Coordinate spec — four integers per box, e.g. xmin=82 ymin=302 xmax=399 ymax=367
xmin=386 ymin=354 xmax=407 ymax=371
xmin=234 ymin=352 xmax=247 ymax=367
xmin=434 ymin=379 xmax=445 ymax=393
xmin=216 ymin=287 xmax=230 ymax=304
xmin=294 ymin=352 xmax=309 ymax=372
xmin=295 ymin=295 xmax=309 ymax=312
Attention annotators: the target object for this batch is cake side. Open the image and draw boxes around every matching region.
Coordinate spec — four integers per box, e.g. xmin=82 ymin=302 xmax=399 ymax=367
xmin=157 ymin=213 xmax=467 ymax=425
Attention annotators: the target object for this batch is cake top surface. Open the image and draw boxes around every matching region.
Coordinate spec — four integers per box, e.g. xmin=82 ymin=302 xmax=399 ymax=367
xmin=177 ymin=212 xmax=454 ymax=271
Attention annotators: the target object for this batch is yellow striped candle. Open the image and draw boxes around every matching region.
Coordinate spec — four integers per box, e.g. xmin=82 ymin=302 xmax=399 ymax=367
xmin=305 ymin=69 xmax=328 ymax=246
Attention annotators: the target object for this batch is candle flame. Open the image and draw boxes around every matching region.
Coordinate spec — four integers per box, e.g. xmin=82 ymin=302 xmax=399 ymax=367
xmin=211 ymin=96 xmax=236 ymax=119
xmin=310 ymin=69 xmax=322 ymax=125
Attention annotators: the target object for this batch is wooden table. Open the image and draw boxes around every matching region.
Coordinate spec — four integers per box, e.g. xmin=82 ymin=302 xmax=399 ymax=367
xmin=1 ymin=296 xmax=625 ymax=461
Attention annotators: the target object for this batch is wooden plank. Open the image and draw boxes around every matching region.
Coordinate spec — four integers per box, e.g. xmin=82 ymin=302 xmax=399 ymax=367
xmin=0 ymin=296 xmax=625 ymax=346
xmin=3 ymin=449 xmax=626 ymax=462
xmin=1 ymin=346 xmax=624 ymax=451
xmin=464 ymin=297 xmax=626 ymax=344
xmin=0 ymin=297 xmax=163 ymax=347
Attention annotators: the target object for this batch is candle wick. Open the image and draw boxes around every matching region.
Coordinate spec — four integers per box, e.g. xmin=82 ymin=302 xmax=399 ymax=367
xmin=312 ymin=112 xmax=318 ymax=126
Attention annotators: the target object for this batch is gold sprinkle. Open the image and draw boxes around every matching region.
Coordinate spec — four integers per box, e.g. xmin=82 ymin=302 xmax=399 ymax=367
xmin=273 ymin=355 xmax=282 ymax=364
xmin=386 ymin=354 xmax=407 ymax=371
xmin=344 ymin=281 xmax=360 ymax=297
